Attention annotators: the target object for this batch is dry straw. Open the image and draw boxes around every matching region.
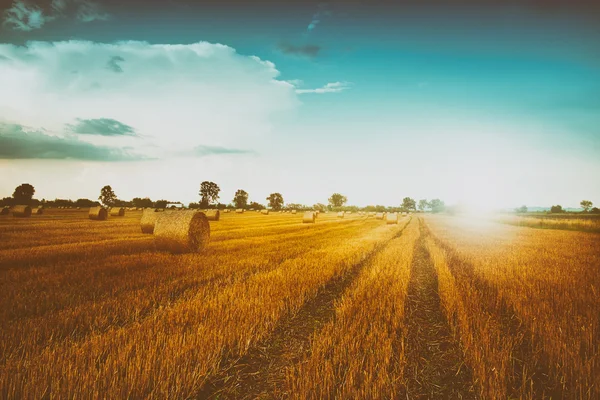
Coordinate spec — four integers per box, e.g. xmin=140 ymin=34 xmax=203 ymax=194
xmin=154 ymin=211 xmax=210 ymax=253
xmin=140 ymin=208 xmax=161 ymax=234
xmin=375 ymin=212 xmax=385 ymax=220
xmin=110 ymin=207 xmax=125 ymax=217
xmin=303 ymin=211 xmax=316 ymax=223
xmin=204 ymin=209 xmax=220 ymax=221
xmin=385 ymin=213 xmax=399 ymax=224
xmin=337 ymin=211 xmax=345 ymax=218
xmin=11 ymin=205 xmax=32 ymax=218
xmin=89 ymin=206 xmax=108 ymax=221
xmin=236 ymin=209 xmax=245 ymax=214
xmin=261 ymin=209 xmax=270 ymax=215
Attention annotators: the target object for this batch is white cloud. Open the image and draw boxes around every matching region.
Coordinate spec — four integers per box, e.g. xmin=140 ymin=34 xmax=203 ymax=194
xmin=295 ymin=81 xmax=351 ymax=94
xmin=2 ymin=0 xmax=48 ymax=31
xmin=0 ymin=40 xmax=299 ymax=155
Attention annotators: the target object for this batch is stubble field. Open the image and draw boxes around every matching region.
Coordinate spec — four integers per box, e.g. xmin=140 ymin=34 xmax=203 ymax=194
xmin=1 ymin=209 xmax=598 ymax=399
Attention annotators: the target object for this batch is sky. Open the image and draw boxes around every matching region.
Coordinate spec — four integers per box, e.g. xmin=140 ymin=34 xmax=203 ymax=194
xmin=1 ymin=0 xmax=599 ymax=209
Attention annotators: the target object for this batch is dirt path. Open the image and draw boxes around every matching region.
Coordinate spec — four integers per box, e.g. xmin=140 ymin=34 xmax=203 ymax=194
xmin=196 ymin=221 xmax=411 ymax=399
xmin=403 ymin=224 xmax=476 ymax=399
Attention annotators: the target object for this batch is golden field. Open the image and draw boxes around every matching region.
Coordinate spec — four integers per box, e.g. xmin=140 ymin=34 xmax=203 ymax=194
xmin=0 ymin=209 xmax=598 ymax=399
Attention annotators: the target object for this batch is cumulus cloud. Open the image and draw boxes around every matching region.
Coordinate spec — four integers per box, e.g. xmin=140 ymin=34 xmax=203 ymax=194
xmin=277 ymin=43 xmax=321 ymax=58
xmin=2 ymin=1 xmax=48 ymax=31
xmin=0 ymin=40 xmax=299 ymax=160
xmin=0 ymin=122 xmax=145 ymax=160
xmin=66 ymin=118 xmax=137 ymax=136
xmin=296 ymin=81 xmax=351 ymax=94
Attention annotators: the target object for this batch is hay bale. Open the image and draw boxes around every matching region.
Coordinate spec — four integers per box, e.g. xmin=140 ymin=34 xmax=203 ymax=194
xmin=0 ymin=207 xmax=9 ymax=215
xmin=346 ymin=211 xmax=352 ymax=214
xmin=223 ymin=209 xmax=230 ymax=213
xmin=12 ymin=205 xmax=32 ymax=218
xmin=337 ymin=211 xmax=345 ymax=218
xmin=375 ymin=212 xmax=385 ymax=220
xmin=303 ymin=211 xmax=316 ymax=223
xmin=205 ymin=209 xmax=220 ymax=221
xmin=261 ymin=209 xmax=269 ymax=215
xmin=154 ymin=211 xmax=210 ymax=253
xmin=386 ymin=213 xmax=399 ymax=224
xmin=89 ymin=206 xmax=108 ymax=221
xmin=35 ymin=207 xmax=44 ymax=215
xmin=110 ymin=207 xmax=125 ymax=217
xmin=291 ymin=210 xmax=297 ymax=214
xmin=140 ymin=208 xmax=160 ymax=234
xmin=236 ymin=209 xmax=245 ymax=214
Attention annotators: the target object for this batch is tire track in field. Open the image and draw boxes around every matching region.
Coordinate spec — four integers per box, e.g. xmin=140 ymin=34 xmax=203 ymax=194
xmin=195 ymin=219 xmax=412 ymax=400
xmin=425 ymin=225 xmax=564 ymax=399
xmin=403 ymin=221 xmax=476 ymax=399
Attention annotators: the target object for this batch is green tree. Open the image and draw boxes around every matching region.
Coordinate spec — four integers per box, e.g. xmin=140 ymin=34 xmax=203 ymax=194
xmin=98 ymin=185 xmax=117 ymax=207
xmin=154 ymin=199 xmax=168 ymax=208
xmin=580 ymin=200 xmax=593 ymax=212
xmin=266 ymin=193 xmax=284 ymax=210
xmin=13 ymin=183 xmax=35 ymax=205
xmin=233 ymin=189 xmax=249 ymax=209
xmin=132 ymin=197 xmax=153 ymax=208
xmin=328 ymin=193 xmax=347 ymax=208
xmin=401 ymin=197 xmax=416 ymax=211
xmin=249 ymin=201 xmax=265 ymax=210
xmin=313 ymin=203 xmax=327 ymax=212
xmin=418 ymin=199 xmax=429 ymax=212
xmin=550 ymin=205 xmax=563 ymax=213
xmin=515 ymin=205 xmax=528 ymax=214
xmin=199 ymin=181 xmax=221 ymax=208
xmin=429 ymin=199 xmax=445 ymax=213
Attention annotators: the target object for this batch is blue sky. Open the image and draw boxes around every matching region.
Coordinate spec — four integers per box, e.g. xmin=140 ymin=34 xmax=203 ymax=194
xmin=1 ymin=0 xmax=599 ymax=208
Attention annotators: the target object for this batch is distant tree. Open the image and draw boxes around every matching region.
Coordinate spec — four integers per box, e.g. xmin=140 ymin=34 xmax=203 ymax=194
xmin=550 ymin=205 xmax=564 ymax=213
xmin=313 ymin=203 xmax=327 ymax=212
xmin=580 ymin=200 xmax=593 ymax=212
xmin=13 ymin=183 xmax=35 ymax=205
xmin=286 ymin=203 xmax=306 ymax=210
xmin=0 ymin=197 xmax=14 ymax=207
xmin=75 ymin=198 xmax=99 ymax=207
xmin=591 ymin=207 xmax=600 ymax=214
xmin=154 ymin=199 xmax=168 ymax=208
xmin=266 ymin=193 xmax=284 ymax=211
xmin=188 ymin=202 xmax=201 ymax=209
xmin=233 ymin=190 xmax=249 ymax=209
xmin=515 ymin=205 xmax=528 ymax=214
xmin=199 ymin=181 xmax=220 ymax=208
xmin=328 ymin=193 xmax=347 ymax=208
xmin=249 ymin=201 xmax=265 ymax=210
xmin=401 ymin=197 xmax=416 ymax=211
xmin=132 ymin=197 xmax=153 ymax=208
xmin=429 ymin=199 xmax=445 ymax=213
xmin=418 ymin=199 xmax=429 ymax=212
xmin=98 ymin=185 xmax=117 ymax=207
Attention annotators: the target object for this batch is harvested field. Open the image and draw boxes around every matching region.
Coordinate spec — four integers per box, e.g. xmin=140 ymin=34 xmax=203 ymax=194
xmin=0 ymin=210 xmax=597 ymax=398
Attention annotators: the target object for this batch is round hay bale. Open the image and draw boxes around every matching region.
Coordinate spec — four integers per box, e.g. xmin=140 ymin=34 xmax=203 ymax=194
xmin=337 ymin=211 xmax=345 ymax=218
xmin=302 ymin=211 xmax=316 ymax=223
xmin=12 ymin=205 xmax=32 ymax=218
xmin=140 ymin=208 xmax=160 ymax=234
xmin=110 ymin=207 xmax=125 ymax=217
xmin=154 ymin=211 xmax=210 ymax=253
xmin=89 ymin=206 xmax=108 ymax=221
xmin=261 ymin=209 xmax=269 ymax=215
xmin=223 ymin=209 xmax=230 ymax=213
xmin=236 ymin=209 xmax=245 ymax=214
xmin=0 ymin=207 xmax=9 ymax=215
xmin=375 ymin=212 xmax=385 ymax=220
xmin=204 ymin=209 xmax=220 ymax=221
xmin=35 ymin=207 xmax=44 ymax=215
xmin=291 ymin=210 xmax=297 ymax=214
xmin=386 ymin=213 xmax=399 ymax=224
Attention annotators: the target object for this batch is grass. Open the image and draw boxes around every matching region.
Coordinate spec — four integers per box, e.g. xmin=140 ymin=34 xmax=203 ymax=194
xmin=495 ymin=214 xmax=600 ymax=233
